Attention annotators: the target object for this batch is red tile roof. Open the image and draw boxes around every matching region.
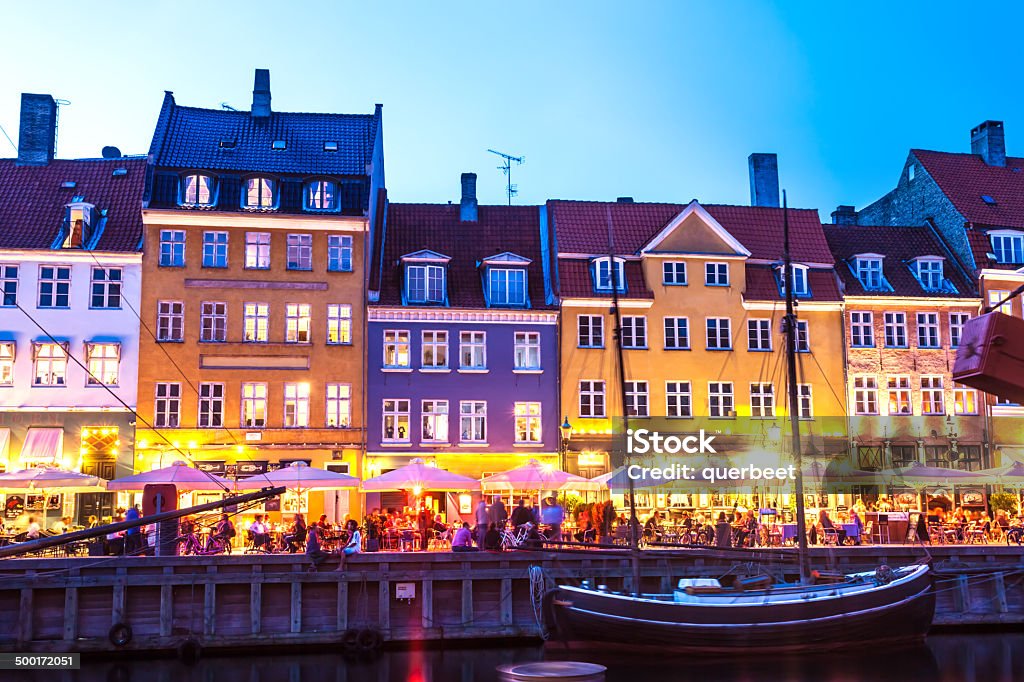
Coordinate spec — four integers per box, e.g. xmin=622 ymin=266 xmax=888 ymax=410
xmin=822 ymin=224 xmax=977 ymax=298
xmin=376 ymin=203 xmax=554 ymax=309
xmin=0 ymin=157 xmax=146 ymax=251
xmin=548 ymin=200 xmax=833 ymax=264
xmin=743 ymin=265 xmax=842 ymax=302
xmin=556 ymin=259 xmax=653 ymax=300
xmin=963 ymin=228 xmax=1013 ymax=271
xmin=913 ymin=149 xmax=1024 ymax=230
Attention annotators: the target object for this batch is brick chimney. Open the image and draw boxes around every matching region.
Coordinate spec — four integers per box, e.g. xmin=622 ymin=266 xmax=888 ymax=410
xmin=831 ymin=205 xmax=857 ymax=225
xmin=252 ymin=69 xmax=271 ymax=119
xmin=17 ymin=93 xmax=57 ymax=166
xmin=748 ymin=153 xmax=780 ymax=208
xmin=971 ymin=120 xmax=1005 ymax=167
xmin=460 ymin=173 xmax=478 ymax=222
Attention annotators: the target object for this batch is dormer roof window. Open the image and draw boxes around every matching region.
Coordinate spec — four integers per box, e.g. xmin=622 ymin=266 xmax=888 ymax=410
xmin=852 ymin=254 xmax=888 ymax=291
xmin=244 ymin=177 xmax=277 ymax=209
xmin=911 ymin=256 xmax=957 ymax=293
xmin=401 ymin=250 xmax=450 ymax=305
xmin=61 ymin=202 xmax=95 ymax=249
xmin=990 ymin=231 xmax=1024 ymax=264
xmin=179 ymin=173 xmax=216 ymax=207
xmin=305 ymin=179 xmax=339 ymax=212
xmin=776 ymin=263 xmax=810 ymax=297
xmin=480 ymin=252 xmax=531 ymax=308
xmin=591 ymin=256 xmax=626 ymax=294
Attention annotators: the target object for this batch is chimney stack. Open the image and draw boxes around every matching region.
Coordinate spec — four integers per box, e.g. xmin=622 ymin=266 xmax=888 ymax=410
xmin=831 ymin=205 xmax=857 ymax=225
xmin=748 ymin=153 xmax=780 ymax=208
xmin=252 ymin=69 xmax=272 ymax=119
xmin=460 ymin=173 xmax=478 ymax=222
xmin=971 ymin=120 xmax=1005 ymax=167
xmin=17 ymin=93 xmax=57 ymax=166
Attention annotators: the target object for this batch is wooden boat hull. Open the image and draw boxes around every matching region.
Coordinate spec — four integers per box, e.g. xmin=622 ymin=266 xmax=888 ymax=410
xmin=545 ymin=565 xmax=935 ymax=655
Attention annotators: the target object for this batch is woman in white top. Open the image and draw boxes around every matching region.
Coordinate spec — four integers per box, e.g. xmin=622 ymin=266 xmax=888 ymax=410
xmin=334 ymin=519 xmax=361 ymax=572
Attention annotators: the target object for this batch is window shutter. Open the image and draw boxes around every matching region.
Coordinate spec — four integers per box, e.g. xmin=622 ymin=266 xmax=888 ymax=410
xmin=152 ymin=173 xmax=178 ymax=206
xmin=280 ymin=179 xmax=303 ymax=211
xmin=220 ymin=175 xmax=241 ymax=209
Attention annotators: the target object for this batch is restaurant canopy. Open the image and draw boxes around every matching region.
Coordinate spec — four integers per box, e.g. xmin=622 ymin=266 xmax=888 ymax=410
xmin=234 ymin=461 xmax=360 ymax=491
xmin=481 ymin=459 xmax=602 ymax=492
xmin=877 ymin=463 xmax=986 ymax=489
xmin=362 ymin=458 xmax=480 ymax=492
xmin=0 ymin=466 xmax=106 ymax=493
xmin=107 ymin=461 xmax=233 ymax=492
xmin=18 ymin=428 xmax=63 ymax=467
xmin=975 ymin=460 xmax=1024 ymax=486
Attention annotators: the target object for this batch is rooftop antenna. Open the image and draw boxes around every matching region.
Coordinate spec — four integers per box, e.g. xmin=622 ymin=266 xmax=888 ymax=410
xmin=53 ymin=99 xmax=71 ymax=156
xmin=488 ymin=148 xmax=524 ymax=205
xmin=220 ymin=102 xmax=238 ymax=111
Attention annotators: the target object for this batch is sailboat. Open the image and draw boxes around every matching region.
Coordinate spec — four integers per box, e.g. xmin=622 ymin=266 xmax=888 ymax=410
xmin=543 ymin=197 xmax=935 ymax=655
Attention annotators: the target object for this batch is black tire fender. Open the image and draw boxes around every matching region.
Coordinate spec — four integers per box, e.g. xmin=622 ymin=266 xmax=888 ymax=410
xmin=341 ymin=628 xmax=360 ymax=652
xmin=108 ymin=622 xmax=132 ymax=647
xmin=177 ymin=637 xmax=202 ymax=665
xmin=356 ymin=628 xmax=382 ymax=651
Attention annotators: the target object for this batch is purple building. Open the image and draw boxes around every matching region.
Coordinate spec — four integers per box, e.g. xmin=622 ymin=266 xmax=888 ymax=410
xmin=366 ymin=174 xmax=559 ymax=517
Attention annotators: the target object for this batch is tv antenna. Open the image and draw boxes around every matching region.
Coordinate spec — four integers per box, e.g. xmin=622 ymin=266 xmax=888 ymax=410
xmin=488 ymin=149 xmax=524 ymax=205
xmin=54 ymin=99 xmax=71 ymax=156
xmin=220 ymin=102 xmax=238 ymax=111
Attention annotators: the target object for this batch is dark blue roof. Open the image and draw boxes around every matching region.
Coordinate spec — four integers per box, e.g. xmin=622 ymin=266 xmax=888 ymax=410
xmin=149 ymin=92 xmax=379 ymax=176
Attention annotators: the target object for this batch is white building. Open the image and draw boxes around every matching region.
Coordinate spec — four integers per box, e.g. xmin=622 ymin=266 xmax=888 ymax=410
xmin=0 ymin=93 xmax=146 ymax=524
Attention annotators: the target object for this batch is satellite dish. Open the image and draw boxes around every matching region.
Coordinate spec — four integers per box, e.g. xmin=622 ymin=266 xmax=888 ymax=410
xmin=101 ymin=146 xmax=122 ymax=159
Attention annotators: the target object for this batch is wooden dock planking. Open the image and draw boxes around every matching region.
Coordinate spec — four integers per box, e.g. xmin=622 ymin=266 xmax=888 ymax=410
xmin=0 ymin=546 xmax=1022 ymax=652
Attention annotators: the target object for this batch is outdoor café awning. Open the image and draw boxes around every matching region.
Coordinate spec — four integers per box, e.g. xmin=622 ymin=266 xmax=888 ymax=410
xmin=19 ymin=428 xmax=63 ymax=466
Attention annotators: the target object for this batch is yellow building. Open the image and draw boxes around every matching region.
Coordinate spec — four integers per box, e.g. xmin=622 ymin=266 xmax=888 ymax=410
xmin=134 ymin=71 xmax=385 ymax=523
xmin=547 ymin=196 xmax=848 ymax=502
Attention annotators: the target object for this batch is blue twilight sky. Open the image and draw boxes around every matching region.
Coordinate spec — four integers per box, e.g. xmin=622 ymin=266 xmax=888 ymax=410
xmin=1 ymin=1 xmax=1020 ymax=216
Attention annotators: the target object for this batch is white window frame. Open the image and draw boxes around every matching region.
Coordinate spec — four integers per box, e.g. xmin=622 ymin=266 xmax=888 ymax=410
xmin=286 ymin=233 xmax=313 ymax=271
xmin=514 ymin=331 xmax=541 ymax=370
xmin=514 ymin=401 xmax=543 ymax=443
xmin=798 ymin=384 xmax=813 ymax=420
xmin=593 ymin=257 xmax=626 ymax=292
xmin=666 ymin=381 xmax=692 ymax=418
xmin=779 ymin=264 xmax=809 ymax=296
xmin=664 ymin=317 xmax=689 ymax=350
xmin=326 ymin=384 xmax=352 ymax=428
xmin=327 ymin=304 xmax=352 ymax=345
xmin=244 ymin=177 xmax=276 ymax=209
xmin=954 ymin=383 xmax=978 ymax=416
xmin=887 ymin=375 xmax=912 ymax=415
xmin=245 ymin=232 xmax=271 ymax=270
xmin=662 ymin=261 xmax=687 ymax=285
xmin=90 ymin=267 xmax=122 ymax=309
xmin=706 ymin=317 xmax=732 ymax=350
xmin=916 ymin=259 xmax=944 ymax=291
xmin=855 ymin=257 xmax=883 ymax=290
xmin=921 ymin=375 xmax=945 ymax=416
xmin=750 ymin=382 xmax=775 ymax=419
xmin=459 ymin=400 xmax=487 ymax=443
xmin=708 ymin=381 xmax=734 ymax=418
xmin=0 ymin=341 xmax=13 ymax=386
xmin=705 ymin=262 xmax=729 ymax=286
xmin=305 ymin=180 xmax=339 ymax=212
xmin=577 ymin=315 xmax=604 ymax=348
xmin=916 ymin=312 xmax=940 ymax=349
xmin=489 ymin=268 xmax=527 ymax=306
xmin=327 ymin=234 xmax=353 ymax=272
xmin=38 ymin=265 xmax=71 ymax=308
xmin=621 ymin=316 xmax=648 ymax=349
xmin=157 ymin=301 xmax=184 ymax=342
xmin=85 ymin=342 xmax=120 ymax=386
xmin=883 ymin=312 xmax=908 ymax=348
xmin=579 ymin=380 xmax=606 ymax=418
xmin=850 ymin=311 xmax=874 ymax=348
xmin=1 ymin=264 xmax=19 ymax=307
xmin=159 ymin=230 xmax=186 ymax=267
xmin=854 ymin=376 xmax=879 ymax=415
xmin=747 ymin=319 xmax=772 ymax=351
xmin=284 ymin=382 xmax=311 ymax=428
xmin=242 ymin=382 xmax=268 ymax=428
xmin=459 ymin=331 xmax=487 ymax=369
xmin=202 ymin=231 xmax=229 ymax=268
xmin=421 ymin=400 xmax=450 ymax=443
xmin=989 ymin=290 xmax=1012 ymax=315
xmin=155 ymin=382 xmax=181 ymax=427
xmin=795 ymin=319 xmax=810 ymax=352
xmin=285 ymin=303 xmax=312 ymax=343
xmin=422 ymin=330 xmax=449 ymax=369
xmin=198 ymin=382 xmax=225 ymax=428
xmin=625 ymin=381 xmax=649 ymax=418
xmin=181 ymin=173 xmax=215 ymax=206
xmin=383 ymin=330 xmax=411 ymax=368
xmin=200 ymin=301 xmax=227 ymax=342
xmin=243 ymin=302 xmax=269 ymax=342
xmin=406 ymin=264 xmax=446 ymax=304
xmin=990 ymin=232 xmax=1024 ymax=264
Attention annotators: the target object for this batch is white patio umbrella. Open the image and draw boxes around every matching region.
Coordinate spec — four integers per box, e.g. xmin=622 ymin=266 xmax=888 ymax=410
xmin=0 ymin=467 xmax=107 ymax=527
xmin=361 ymin=458 xmax=480 ymax=492
xmin=234 ymin=461 xmax=360 ymax=492
xmin=481 ymin=459 xmax=602 ymax=492
xmin=107 ymin=461 xmax=233 ymax=491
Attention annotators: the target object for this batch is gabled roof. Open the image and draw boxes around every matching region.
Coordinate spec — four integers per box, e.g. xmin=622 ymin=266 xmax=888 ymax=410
xmin=149 ymin=92 xmax=379 ymax=176
xmin=400 ymin=249 xmax=450 ymax=262
xmin=482 ymin=251 xmax=531 ymax=265
xmin=375 ymin=204 xmax=554 ymax=310
xmin=548 ymin=200 xmax=832 ymax=263
xmin=913 ymin=149 xmax=1024 ymax=230
xmin=641 ymin=201 xmax=751 ymax=256
xmin=823 ymin=224 xmax=977 ymax=298
xmin=0 ymin=157 xmax=146 ymax=252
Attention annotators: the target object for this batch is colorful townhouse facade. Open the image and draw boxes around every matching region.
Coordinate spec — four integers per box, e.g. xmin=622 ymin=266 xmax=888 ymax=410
xmin=0 ymin=94 xmax=147 ymax=523
xmin=822 ymin=222 xmax=985 ymax=506
xmin=546 ymin=156 xmax=849 ymax=505
xmin=854 ymin=119 xmax=1024 ymax=465
xmin=365 ymin=174 xmax=560 ymax=516
xmin=134 ymin=70 xmax=385 ymax=521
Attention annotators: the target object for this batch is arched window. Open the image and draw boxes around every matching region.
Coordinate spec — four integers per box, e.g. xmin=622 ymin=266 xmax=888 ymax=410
xmin=305 ymin=180 xmax=339 ymax=212
xmin=244 ymin=177 xmax=276 ymax=209
xmin=591 ymin=257 xmax=626 ymax=293
xmin=180 ymin=173 xmax=216 ymax=206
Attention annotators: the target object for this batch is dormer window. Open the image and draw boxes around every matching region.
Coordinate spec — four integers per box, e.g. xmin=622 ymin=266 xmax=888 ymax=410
xmin=592 ymin=257 xmax=626 ymax=293
xmin=853 ymin=256 xmax=885 ymax=290
xmin=488 ymin=268 xmax=527 ymax=306
xmin=62 ymin=202 xmax=94 ymax=249
xmin=407 ymin=265 xmax=446 ymax=304
xmin=991 ymin=231 xmax=1024 ymax=264
xmin=324 ymin=141 xmax=339 ymax=152
xmin=916 ymin=258 xmax=943 ymax=291
xmin=777 ymin=263 xmax=809 ymax=297
xmin=271 ymin=140 xmax=287 ymax=150
xmin=305 ymin=180 xmax=339 ymax=212
xmin=180 ymin=173 xmax=216 ymax=207
xmin=244 ymin=177 xmax=276 ymax=209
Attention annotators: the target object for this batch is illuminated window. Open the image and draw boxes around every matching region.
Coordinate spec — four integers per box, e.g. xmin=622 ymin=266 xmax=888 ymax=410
xmin=514 ymin=401 xmax=543 ymax=442
xmin=326 ymin=384 xmax=351 ymax=428
xmin=305 ymin=180 xmax=339 ymax=211
xmin=327 ymin=304 xmax=352 ymax=345
xmin=514 ymin=332 xmax=541 ymax=369
xmin=243 ymin=303 xmax=269 ymax=342
xmin=33 ymin=342 xmax=68 ymax=386
xmin=422 ymin=331 xmax=449 ymax=368
xmin=244 ymin=177 xmax=276 ymax=209
xmin=242 ymin=383 xmax=268 ymax=428
xmin=750 ymin=383 xmax=774 ymax=418
xmin=384 ymin=330 xmax=411 ymax=368
xmin=0 ymin=342 xmax=13 ymax=385
xmin=245 ymin=232 xmax=271 ymax=269
xmin=887 ymin=376 xmax=912 ymax=415
xmin=383 ymin=399 xmax=411 ymax=442
xmin=285 ymin=303 xmax=311 ymax=343
xmin=954 ymin=383 xmax=978 ymax=415
xmin=459 ymin=331 xmax=486 ymax=369
xmin=81 ymin=427 xmax=118 ymax=461
xmin=422 ymin=400 xmax=449 ymax=442
xmin=921 ymin=376 xmax=945 ymax=415
xmin=284 ymin=383 xmax=310 ymax=427
xmin=86 ymin=343 xmax=120 ymax=386
xmin=180 ymin=173 xmax=215 ymax=206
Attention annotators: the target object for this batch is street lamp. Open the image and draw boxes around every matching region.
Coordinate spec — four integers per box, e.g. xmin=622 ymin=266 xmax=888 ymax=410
xmin=559 ymin=416 xmax=573 ymax=472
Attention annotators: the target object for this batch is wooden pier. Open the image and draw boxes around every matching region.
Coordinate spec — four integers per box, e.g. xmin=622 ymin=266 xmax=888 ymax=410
xmin=0 ymin=546 xmax=1022 ymax=654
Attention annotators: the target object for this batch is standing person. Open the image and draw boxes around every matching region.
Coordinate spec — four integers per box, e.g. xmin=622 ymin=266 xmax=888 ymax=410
xmin=417 ymin=506 xmax=431 ymax=551
xmin=305 ymin=524 xmax=329 ymax=572
xmin=334 ymin=520 xmax=361 ymax=571
xmin=474 ymin=499 xmax=489 ymax=547
xmin=124 ymin=504 xmax=142 ymax=555
xmin=848 ymin=509 xmax=864 ymax=546
xmin=489 ymin=496 xmax=508 ymax=531
xmin=714 ymin=512 xmax=732 ymax=548
xmin=511 ymin=499 xmax=532 ymax=530
xmin=541 ymin=496 xmax=564 ymax=543
xmin=601 ymin=499 xmax=615 ymax=541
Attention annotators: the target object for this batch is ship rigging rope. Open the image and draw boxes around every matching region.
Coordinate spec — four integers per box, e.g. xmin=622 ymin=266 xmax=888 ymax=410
xmin=529 ymin=565 xmax=551 ymax=640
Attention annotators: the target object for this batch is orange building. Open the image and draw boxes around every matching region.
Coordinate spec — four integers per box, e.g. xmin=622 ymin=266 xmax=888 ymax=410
xmin=134 ymin=70 xmax=385 ymax=522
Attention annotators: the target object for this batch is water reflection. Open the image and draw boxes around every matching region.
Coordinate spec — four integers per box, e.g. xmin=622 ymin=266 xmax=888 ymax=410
xmin=9 ymin=635 xmax=1024 ymax=682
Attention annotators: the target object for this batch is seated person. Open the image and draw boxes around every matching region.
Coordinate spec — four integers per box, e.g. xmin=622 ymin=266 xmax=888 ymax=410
xmin=51 ymin=516 xmax=71 ymax=534
xmin=334 ymin=520 xmax=362 ymax=572
xmin=282 ymin=514 xmax=307 ymax=553
xmin=483 ymin=523 xmax=502 ymax=551
xmin=305 ymin=525 xmax=329 ymax=572
xmin=26 ymin=516 xmax=41 ymax=540
xmin=214 ymin=513 xmax=236 ymax=548
xmin=575 ymin=520 xmax=596 ymax=543
xmin=451 ymin=522 xmax=478 ymax=552
xmin=249 ymin=515 xmax=271 ymax=552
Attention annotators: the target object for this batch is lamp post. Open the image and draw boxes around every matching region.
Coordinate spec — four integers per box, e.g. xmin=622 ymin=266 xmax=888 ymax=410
xmin=559 ymin=416 xmax=573 ymax=473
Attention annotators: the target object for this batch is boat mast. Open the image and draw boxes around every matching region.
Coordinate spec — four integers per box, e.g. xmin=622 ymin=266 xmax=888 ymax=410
xmin=607 ymin=208 xmax=642 ymax=595
xmin=782 ymin=191 xmax=811 ymax=583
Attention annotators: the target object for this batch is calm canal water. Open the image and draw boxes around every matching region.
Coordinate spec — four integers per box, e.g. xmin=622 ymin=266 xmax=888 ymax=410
xmin=9 ymin=634 xmax=1024 ymax=682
